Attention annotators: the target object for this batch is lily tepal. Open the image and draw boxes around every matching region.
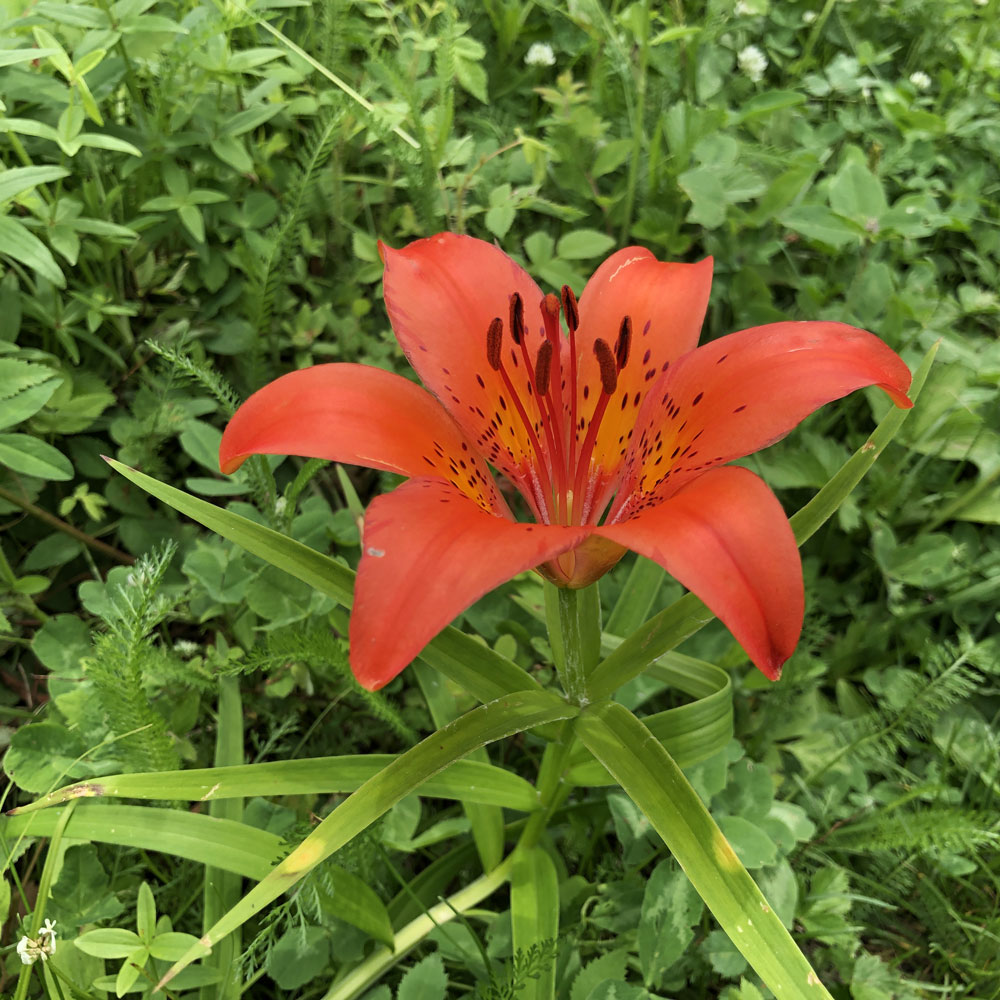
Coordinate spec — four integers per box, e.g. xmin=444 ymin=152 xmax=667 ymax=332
xmin=220 ymin=233 xmax=912 ymax=690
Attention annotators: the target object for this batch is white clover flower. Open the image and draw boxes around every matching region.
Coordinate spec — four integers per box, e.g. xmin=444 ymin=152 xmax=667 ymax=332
xmin=525 ymin=42 xmax=556 ymax=68
xmin=738 ymin=45 xmax=768 ymax=83
xmin=735 ymin=0 xmax=754 ymax=14
xmin=803 ymin=10 xmax=818 ymax=23
xmin=17 ymin=920 xmax=57 ymax=965
xmin=274 ymin=496 xmax=288 ymax=515
xmin=173 ymin=639 xmax=200 ymax=657
xmin=909 ymin=70 xmax=932 ymax=90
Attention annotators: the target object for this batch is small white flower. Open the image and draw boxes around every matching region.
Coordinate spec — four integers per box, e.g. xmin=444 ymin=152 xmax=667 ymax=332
xmin=862 ymin=85 xmax=872 ymax=99
xmin=735 ymin=0 xmax=753 ymax=14
xmin=173 ymin=638 xmax=199 ymax=657
xmin=909 ymin=70 xmax=931 ymax=90
xmin=803 ymin=10 xmax=818 ymax=23
xmin=738 ymin=44 xmax=768 ymax=83
xmin=274 ymin=496 xmax=288 ymax=515
xmin=525 ymin=42 xmax=556 ymax=68
xmin=17 ymin=919 xmax=57 ymax=965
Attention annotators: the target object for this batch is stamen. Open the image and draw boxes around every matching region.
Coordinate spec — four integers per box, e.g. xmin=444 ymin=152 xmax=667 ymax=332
xmin=615 ymin=316 xmax=632 ymax=371
xmin=486 ymin=317 xmax=503 ymax=370
xmin=535 ymin=341 xmax=553 ymax=396
xmin=509 ymin=293 xmax=525 ymax=345
xmin=561 ymin=285 xmax=579 ymax=332
xmin=593 ymin=339 xmax=618 ymax=395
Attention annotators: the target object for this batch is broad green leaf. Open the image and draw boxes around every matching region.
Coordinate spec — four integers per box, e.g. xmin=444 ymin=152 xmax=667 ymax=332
xmin=47 ymin=844 xmax=125 ymax=927
xmin=0 ymin=377 xmax=60 ymax=430
xmin=0 ymin=216 xmax=66 ymax=286
xmin=577 ymin=701 xmax=834 ymax=1000
xmin=2 ymin=722 xmax=87 ymax=793
xmin=557 ymin=229 xmax=616 ymax=260
xmin=106 ymin=459 xmax=538 ymax=703
xmin=0 ymin=165 xmax=70 ymax=203
xmin=266 ymin=925 xmax=330 ymax=990
xmin=0 ymin=432 xmax=72 ymax=479
xmin=829 ymin=159 xmax=888 ymax=224
xmin=639 ymin=859 xmax=703 ymax=987
xmin=0 ymin=48 xmax=60 ymax=67
xmin=510 ymin=845 xmax=558 ymax=1000
xmin=779 ymin=204 xmax=861 ymax=247
xmin=157 ymin=691 xmax=577 ymax=989
xmin=586 ymin=343 xmax=936 ymax=702
xmin=74 ymin=928 xmax=143 ymax=959
xmin=318 ymin=865 xmax=394 ymax=947
xmin=397 ymin=953 xmax=447 ymax=1000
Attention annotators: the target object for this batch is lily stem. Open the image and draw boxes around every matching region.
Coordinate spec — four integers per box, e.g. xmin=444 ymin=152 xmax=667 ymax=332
xmin=544 ymin=583 xmax=601 ymax=706
xmin=320 ymin=853 xmax=515 ymax=1000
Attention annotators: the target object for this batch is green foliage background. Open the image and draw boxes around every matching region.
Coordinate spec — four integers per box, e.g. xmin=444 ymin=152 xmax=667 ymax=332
xmin=0 ymin=0 xmax=998 ymax=998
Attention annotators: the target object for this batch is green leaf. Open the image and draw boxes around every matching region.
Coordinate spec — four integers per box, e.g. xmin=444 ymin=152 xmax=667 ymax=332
xmin=829 ymin=159 xmax=888 ymax=223
xmin=557 ymin=228 xmax=617 ymax=260
xmin=2 ymin=804 xmax=283 ymax=878
xmin=678 ymin=166 xmax=728 ymax=228
xmin=0 ymin=216 xmax=66 ymax=286
xmin=0 ymin=165 xmax=70 ymax=203
xmin=317 ymin=865 xmax=394 ymax=947
xmin=570 ymin=949 xmax=629 ymax=1000
xmin=779 ymin=204 xmax=861 ymax=247
xmin=158 ymin=691 xmax=577 ymax=988
xmin=510 ymin=846 xmax=558 ymax=1000
xmin=638 ymin=859 xmax=704 ymax=987
xmin=0 ymin=377 xmax=60 ymax=431
xmin=577 ymin=702 xmax=834 ymax=1000
xmin=266 ymin=925 xmax=330 ymax=989
xmin=106 ymin=459 xmax=538 ymax=704
xmin=0 ymin=48 xmax=60 ymax=67
xmin=2 ymin=722 xmax=87 ymax=793
xmin=74 ymin=928 xmax=144 ymax=959
xmin=136 ymin=882 xmax=156 ymax=941
xmin=148 ymin=932 xmax=202 ymax=961
xmin=398 ymin=953 xmax=447 ymax=1000
xmin=47 ymin=844 xmax=125 ymax=928
xmin=0 ymin=432 xmax=73 ymax=480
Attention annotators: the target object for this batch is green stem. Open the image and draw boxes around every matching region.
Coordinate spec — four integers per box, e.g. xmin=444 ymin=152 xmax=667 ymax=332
xmin=202 ymin=677 xmax=244 ymax=1000
xmin=321 ymin=854 xmax=515 ymax=1000
xmin=12 ymin=800 xmax=78 ymax=1000
xmin=543 ymin=583 xmax=601 ymax=705
xmin=0 ymin=484 xmax=134 ymax=565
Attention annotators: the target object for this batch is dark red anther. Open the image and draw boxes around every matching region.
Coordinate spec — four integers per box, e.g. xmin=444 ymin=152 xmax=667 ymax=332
xmin=593 ymin=339 xmax=618 ymax=395
xmin=486 ymin=317 xmax=503 ymax=370
xmin=509 ymin=292 xmax=525 ymax=345
xmin=615 ymin=315 xmax=632 ymax=371
xmin=535 ymin=340 xmax=553 ymax=396
xmin=561 ymin=285 xmax=579 ymax=333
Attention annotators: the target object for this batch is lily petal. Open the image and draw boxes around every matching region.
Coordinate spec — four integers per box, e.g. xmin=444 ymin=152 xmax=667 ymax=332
xmin=615 ymin=321 xmax=913 ymax=511
xmin=219 ymin=363 xmax=505 ymax=514
xmin=596 ymin=466 xmax=803 ymax=679
xmin=571 ymin=251 xmax=713 ymax=512
xmin=381 ymin=234 xmax=550 ymax=493
xmin=352 ymin=478 xmax=589 ymax=689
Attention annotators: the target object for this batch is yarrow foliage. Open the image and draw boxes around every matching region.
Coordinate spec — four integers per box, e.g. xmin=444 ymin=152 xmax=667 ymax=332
xmin=221 ymin=234 xmax=912 ymax=689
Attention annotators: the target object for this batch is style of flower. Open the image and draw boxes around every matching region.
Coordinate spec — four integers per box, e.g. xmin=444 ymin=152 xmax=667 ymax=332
xmin=17 ymin=919 xmax=57 ymax=965
xmin=220 ymin=234 xmax=912 ymax=690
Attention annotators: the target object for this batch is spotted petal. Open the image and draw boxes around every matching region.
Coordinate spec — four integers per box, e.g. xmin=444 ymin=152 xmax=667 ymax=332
xmin=570 ymin=250 xmax=713 ymax=514
xmin=613 ymin=321 xmax=913 ymax=516
xmin=381 ymin=234 xmax=550 ymax=494
xmin=219 ymin=363 xmax=505 ymax=514
xmin=597 ymin=466 xmax=803 ymax=679
xmin=352 ymin=479 xmax=588 ymax=690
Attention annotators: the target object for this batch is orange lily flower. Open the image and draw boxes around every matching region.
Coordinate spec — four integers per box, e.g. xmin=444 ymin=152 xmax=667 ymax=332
xmin=220 ymin=234 xmax=912 ymax=690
